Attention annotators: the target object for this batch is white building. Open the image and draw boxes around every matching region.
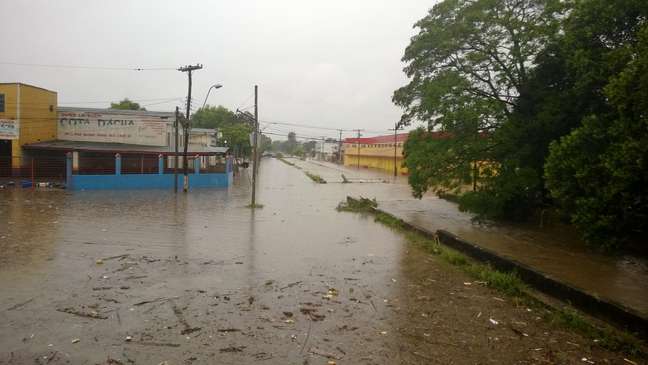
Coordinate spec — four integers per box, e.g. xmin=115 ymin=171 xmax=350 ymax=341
xmin=314 ymin=139 xmax=340 ymax=162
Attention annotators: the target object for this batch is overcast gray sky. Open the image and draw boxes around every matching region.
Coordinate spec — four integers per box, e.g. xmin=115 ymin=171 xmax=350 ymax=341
xmin=1 ymin=0 xmax=433 ymax=140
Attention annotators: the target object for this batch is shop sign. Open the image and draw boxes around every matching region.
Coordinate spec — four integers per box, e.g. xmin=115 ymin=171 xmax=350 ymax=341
xmin=0 ymin=119 xmax=19 ymax=140
xmin=58 ymin=111 xmax=168 ymax=146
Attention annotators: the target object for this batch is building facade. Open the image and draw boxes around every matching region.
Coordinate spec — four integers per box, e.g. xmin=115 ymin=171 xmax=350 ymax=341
xmin=343 ymin=133 xmax=409 ymax=175
xmin=0 ymin=83 xmax=58 ymax=169
xmin=0 ymin=83 xmax=230 ymax=189
xmin=314 ymin=139 xmax=339 ymax=162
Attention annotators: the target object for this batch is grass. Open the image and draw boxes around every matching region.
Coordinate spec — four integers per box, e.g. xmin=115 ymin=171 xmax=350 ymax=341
xmin=337 ymin=196 xmax=646 ymax=356
xmin=305 ymin=171 xmax=327 ymax=184
xmin=277 ymin=157 xmax=326 ymax=183
xmin=276 ymin=157 xmax=297 ymax=167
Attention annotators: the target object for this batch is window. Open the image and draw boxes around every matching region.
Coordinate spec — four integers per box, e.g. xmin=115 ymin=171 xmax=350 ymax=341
xmin=0 ymin=94 xmax=4 ymax=112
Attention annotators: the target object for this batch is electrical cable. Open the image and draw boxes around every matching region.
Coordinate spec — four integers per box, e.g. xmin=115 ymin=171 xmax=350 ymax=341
xmin=0 ymin=61 xmax=176 ymax=71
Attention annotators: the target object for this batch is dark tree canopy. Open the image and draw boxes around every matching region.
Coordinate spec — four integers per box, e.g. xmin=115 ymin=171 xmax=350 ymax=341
xmin=395 ymin=0 xmax=648 ymax=249
xmin=110 ymin=98 xmax=146 ymax=111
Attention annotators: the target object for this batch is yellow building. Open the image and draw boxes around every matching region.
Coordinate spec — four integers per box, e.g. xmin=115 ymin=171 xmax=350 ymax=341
xmin=343 ymin=133 xmax=409 ymax=175
xmin=0 ymin=83 xmax=58 ymax=168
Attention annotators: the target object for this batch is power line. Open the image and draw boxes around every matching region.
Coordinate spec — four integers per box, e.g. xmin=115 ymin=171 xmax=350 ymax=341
xmin=260 ymin=120 xmax=351 ymax=132
xmin=0 ymin=61 xmax=176 ymax=71
xmin=3 ymin=96 xmax=185 ymax=106
xmin=262 ymin=131 xmax=337 ymax=142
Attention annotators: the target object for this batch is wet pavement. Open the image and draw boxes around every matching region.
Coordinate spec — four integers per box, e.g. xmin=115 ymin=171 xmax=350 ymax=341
xmin=0 ymin=157 xmax=643 ymax=364
xmin=289 ymin=158 xmax=648 ymax=319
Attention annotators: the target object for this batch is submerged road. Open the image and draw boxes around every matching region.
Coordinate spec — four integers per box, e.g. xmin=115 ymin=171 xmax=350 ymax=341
xmin=288 ymin=158 xmax=648 ymax=319
xmin=0 ymin=158 xmax=639 ymax=364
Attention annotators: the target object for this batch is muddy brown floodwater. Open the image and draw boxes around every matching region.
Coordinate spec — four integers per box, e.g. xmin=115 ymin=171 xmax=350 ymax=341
xmin=289 ymin=158 xmax=648 ymax=319
xmin=0 ymin=158 xmax=641 ymax=364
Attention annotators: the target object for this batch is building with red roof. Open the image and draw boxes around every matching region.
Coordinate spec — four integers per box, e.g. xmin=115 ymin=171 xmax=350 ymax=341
xmin=342 ymin=132 xmax=410 ymax=175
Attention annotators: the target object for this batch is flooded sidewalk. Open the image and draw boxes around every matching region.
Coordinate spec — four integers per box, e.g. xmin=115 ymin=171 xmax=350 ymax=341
xmin=292 ymin=158 xmax=648 ymax=319
xmin=0 ymin=158 xmax=641 ymax=364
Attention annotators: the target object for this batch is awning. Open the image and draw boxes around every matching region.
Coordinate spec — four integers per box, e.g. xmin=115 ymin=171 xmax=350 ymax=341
xmin=23 ymin=140 xmax=229 ymax=155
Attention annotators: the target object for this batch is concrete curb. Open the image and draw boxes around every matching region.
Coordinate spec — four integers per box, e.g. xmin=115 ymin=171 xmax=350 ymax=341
xmin=375 ymin=208 xmax=648 ymax=338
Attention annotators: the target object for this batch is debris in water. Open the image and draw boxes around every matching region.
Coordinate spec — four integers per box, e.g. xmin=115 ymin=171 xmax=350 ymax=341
xmin=57 ymin=307 xmax=107 ymax=320
xmin=125 ymin=336 xmax=132 ymax=342
xmin=489 ymin=318 xmax=499 ymax=325
xmin=308 ymin=347 xmax=342 ymax=360
xmin=72 ymin=338 xmax=80 ymax=344
xmin=95 ymin=259 xmax=104 ymax=265
xmin=220 ymin=345 xmax=246 ymax=353
xmin=180 ymin=327 xmax=201 ymax=335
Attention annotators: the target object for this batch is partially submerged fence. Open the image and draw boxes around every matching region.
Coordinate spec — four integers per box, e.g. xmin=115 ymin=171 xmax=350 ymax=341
xmin=0 ymin=156 xmax=66 ymax=186
xmin=68 ymin=153 xmax=233 ymax=190
xmin=0 ymin=154 xmax=233 ymax=190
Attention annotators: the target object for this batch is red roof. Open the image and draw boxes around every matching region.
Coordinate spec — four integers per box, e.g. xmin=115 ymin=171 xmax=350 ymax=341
xmin=343 ymin=131 xmax=448 ymax=144
xmin=344 ymin=133 xmax=409 ymax=144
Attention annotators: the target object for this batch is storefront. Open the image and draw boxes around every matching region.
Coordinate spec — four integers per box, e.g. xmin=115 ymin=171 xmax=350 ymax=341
xmin=0 ymin=83 xmax=231 ymax=189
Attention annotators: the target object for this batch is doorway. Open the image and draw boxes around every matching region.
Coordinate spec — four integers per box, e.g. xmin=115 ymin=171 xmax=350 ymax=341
xmin=0 ymin=139 xmax=11 ymax=177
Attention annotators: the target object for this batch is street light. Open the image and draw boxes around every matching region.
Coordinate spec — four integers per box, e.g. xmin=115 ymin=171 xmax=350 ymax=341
xmin=201 ymin=84 xmax=223 ymax=109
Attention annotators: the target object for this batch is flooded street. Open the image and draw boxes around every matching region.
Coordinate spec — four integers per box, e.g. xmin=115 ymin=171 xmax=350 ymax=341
xmin=287 ymin=158 xmax=648 ymax=319
xmin=0 ymin=158 xmax=640 ymax=364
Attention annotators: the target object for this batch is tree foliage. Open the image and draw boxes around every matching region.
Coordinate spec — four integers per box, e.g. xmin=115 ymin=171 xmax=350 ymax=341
xmin=397 ymin=0 xmax=648 ymax=248
xmin=110 ymin=98 xmax=146 ymax=111
xmin=544 ymin=1 xmax=648 ymax=248
xmin=396 ymin=0 xmax=566 ymax=219
xmin=192 ymin=105 xmax=237 ymax=129
xmin=192 ymin=105 xmax=253 ymax=157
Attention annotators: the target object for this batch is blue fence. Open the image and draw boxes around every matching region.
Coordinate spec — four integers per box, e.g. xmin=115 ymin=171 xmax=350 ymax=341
xmin=66 ymin=154 xmax=233 ymax=190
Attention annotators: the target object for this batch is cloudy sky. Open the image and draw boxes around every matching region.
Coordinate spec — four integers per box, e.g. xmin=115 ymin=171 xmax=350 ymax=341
xmin=1 ymin=0 xmax=433 ymax=140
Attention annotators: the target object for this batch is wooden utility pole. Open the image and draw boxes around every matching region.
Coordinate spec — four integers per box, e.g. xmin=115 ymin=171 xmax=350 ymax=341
xmin=174 ymin=106 xmax=179 ymax=192
xmin=251 ymin=85 xmax=259 ymax=207
xmin=337 ymin=129 xmax=343 ymax=164
xmin=389 ymin=122 xmax=404 ymax=177
xmin=178 ymin=64 xmax=203 ymax=192
xmin=354 ymin=129 xmax=363 ymax=169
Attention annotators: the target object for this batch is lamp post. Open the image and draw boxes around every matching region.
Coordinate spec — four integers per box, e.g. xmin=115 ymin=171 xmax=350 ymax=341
xmin=201 ymin=84 xmax=223 ymax=110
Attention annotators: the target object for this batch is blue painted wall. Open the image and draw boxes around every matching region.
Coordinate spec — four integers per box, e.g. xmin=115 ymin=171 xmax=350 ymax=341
xmin=67 ymin=154 xmax=234 ymax=190
xmin=71 ymin=172 xmax=232 ymax=190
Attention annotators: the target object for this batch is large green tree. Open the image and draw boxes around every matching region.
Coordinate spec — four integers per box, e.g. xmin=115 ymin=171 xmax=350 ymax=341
xmin=110 ymin=98 xmax=146 ymax=111
xmin=544 ymin=0 xmax=648 ymax=248
xmin=192 ymin=105 xmax=253 ymax=158
xmin=394 ymin=0 xmax=566 ymax=218
xmin=192 ymin=105 xmax=237 ymax=129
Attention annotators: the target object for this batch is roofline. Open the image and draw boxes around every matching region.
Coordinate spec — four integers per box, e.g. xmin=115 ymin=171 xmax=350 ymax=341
xmin=0 ymin=82 xmax=58 ymax=94
xmin=343 ymin=132 xmax=410 ymax=144
xmin=58 ymin=106 xmax=174 ymax=117
xmin=22 ymin=144 xmax=226 ymax=156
